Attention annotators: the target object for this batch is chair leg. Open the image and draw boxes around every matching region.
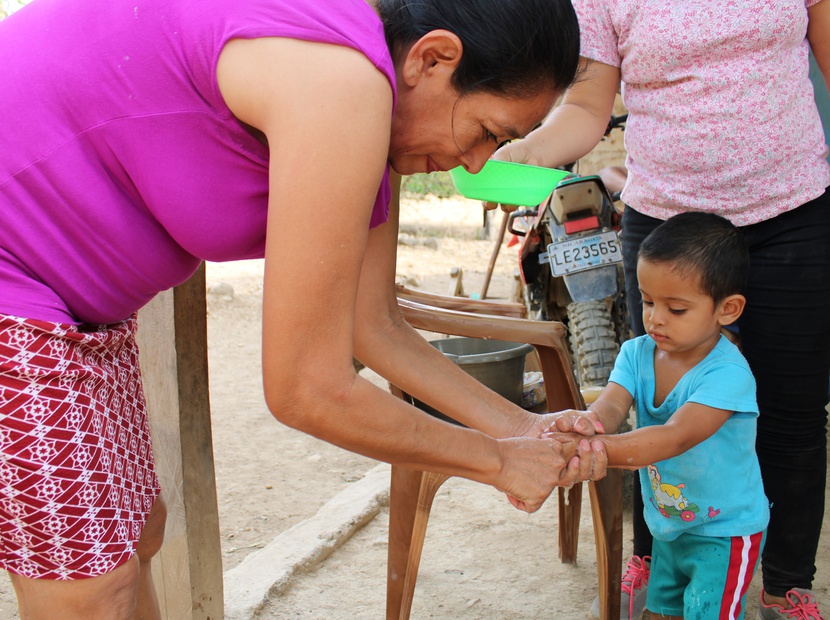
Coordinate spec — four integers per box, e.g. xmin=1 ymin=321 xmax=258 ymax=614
xmin=558 ymin=482 xmax=582 ymax=563
xmin=589 ymin=470 xmax=624 ymax=620
xmin=387 ymin=466 xmax=450 ymax=620
xmin=388 ymin=467 xmax=421 ymax=620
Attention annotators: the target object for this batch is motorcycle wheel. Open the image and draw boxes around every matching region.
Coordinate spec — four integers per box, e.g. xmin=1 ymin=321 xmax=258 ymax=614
xmin=567 ymin=300 xmax=619 ymax=388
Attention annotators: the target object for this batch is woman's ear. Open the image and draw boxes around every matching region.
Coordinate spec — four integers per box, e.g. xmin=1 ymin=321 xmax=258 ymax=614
xmin=399 ymin=29 xmax=463 ymax=87
xmin=717 ymin=293 xmax=746 ymax=326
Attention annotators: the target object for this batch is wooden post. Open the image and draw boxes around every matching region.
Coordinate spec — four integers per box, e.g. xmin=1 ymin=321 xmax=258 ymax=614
xmin=137 ymin=264 xmax=224 ymax=619
xmin=479 ymin=211 xmax=509 ymax=300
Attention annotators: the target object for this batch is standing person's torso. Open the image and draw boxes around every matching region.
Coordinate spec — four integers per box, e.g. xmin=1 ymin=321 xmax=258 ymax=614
xmin=573 ymin=0 xmax=830 ymax=225
xmin=0 ymin=0 xmax=395 ymax=324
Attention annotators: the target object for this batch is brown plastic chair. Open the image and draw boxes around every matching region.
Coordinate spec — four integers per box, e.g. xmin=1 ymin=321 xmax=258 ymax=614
xmin=386 ymin=295 xmax=623 ymax=620
xmin=395 ymin=283 xmax=528 ymax=319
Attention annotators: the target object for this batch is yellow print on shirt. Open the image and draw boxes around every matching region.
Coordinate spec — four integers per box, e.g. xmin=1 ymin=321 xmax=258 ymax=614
xmin=646 ymin=464 xmax=705 ymax=523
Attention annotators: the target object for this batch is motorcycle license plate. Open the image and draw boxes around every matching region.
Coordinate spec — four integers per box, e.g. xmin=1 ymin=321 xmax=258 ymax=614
xmin=547 ymin=230 xmax=622 ymax=276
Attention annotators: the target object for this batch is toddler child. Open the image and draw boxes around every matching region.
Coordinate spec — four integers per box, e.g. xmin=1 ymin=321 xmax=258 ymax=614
xmin=551 ymin=212 xmax=769 ymax=620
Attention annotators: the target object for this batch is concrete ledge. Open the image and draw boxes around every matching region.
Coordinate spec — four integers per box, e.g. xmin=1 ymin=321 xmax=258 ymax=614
xmin=223 ymin=463 xmax=391 ymax=620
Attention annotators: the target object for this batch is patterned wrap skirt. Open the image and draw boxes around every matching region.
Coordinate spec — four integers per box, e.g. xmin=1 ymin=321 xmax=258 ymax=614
xmin=0 ymin=313 xmax=160 ymax=580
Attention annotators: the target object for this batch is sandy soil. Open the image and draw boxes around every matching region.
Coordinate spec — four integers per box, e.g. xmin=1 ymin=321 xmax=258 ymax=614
xmin=204 ymin=192 xmax=830 ymax=619
xmin=211 ymin=194 xmax=829 ymax=620
xmin=1 ymin=148 xmax=828 ymax=618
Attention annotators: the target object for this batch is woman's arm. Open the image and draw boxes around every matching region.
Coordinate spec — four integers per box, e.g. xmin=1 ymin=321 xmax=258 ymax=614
xmin=216 ymin=37 xmax=588 ymax=511
xmin=809 ymin=0 xmax=830 ymax=89
xmin=353 ymin=176 xmax=606 ymax=485
xmin=353 ymin=173 xmax=544 ymax=439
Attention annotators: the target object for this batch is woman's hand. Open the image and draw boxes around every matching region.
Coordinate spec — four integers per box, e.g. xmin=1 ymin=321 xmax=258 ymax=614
xmin=523 ymin=410 xmax=605 ymax=439
xmin=494 ymin=434 xmax=607 ymax=512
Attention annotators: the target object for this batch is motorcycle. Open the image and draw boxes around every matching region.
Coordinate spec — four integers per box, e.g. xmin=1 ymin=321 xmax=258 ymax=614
xmin=506 ymin=115 xmax=629 ymax=389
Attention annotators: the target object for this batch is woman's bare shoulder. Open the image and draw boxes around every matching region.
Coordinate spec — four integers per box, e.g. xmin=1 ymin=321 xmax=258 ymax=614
xmin=217 ymin=37 xmax=393 ymax=131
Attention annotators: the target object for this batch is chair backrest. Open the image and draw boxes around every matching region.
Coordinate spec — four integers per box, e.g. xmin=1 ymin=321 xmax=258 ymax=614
xmin=396 ymin=297 xmax=583 ymax=412
xmin=395 ymin=284 xmax=528 ymax=319
xmin=393 ymin=295 xmax=608 ymax=572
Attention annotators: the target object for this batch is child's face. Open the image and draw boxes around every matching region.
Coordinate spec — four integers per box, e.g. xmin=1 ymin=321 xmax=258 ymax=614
xmin=637 ymin=259 xmax=726 ymax=357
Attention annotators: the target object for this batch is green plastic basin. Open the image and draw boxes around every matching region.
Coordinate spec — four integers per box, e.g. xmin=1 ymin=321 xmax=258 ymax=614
xmin=450 ymin=160 xmax=572 ymax=206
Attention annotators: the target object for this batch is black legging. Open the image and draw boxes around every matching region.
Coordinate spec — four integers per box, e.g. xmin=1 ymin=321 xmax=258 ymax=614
xmin=620 ymin=193 xmax=830 ymax=598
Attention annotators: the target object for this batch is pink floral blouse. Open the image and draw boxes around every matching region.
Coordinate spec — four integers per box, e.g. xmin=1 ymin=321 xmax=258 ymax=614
xmin=574 ymin=0 xmax=830 ymax=225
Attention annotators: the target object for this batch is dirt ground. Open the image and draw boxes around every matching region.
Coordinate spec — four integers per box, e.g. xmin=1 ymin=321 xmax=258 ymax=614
xmin=207 ymin=194 xmax=828 ymax=620
xmin=211 ymin=193 xmax=830 ymax=620
xmin=1 ymin=144 xmax=828 ymax=618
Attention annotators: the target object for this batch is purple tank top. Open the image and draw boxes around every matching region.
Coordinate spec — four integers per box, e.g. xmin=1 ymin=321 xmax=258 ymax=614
xmin=0 ymin=0 xmax=396 ymax=324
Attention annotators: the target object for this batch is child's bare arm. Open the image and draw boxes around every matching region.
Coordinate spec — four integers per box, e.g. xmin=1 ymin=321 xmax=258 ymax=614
xmin=586 ymin=383 xmax=634 ymax=434
xmin=550 ymin=402 xmax=733 ymax=469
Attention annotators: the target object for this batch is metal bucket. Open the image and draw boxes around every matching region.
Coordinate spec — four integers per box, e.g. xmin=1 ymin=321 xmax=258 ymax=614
xmin=414 ymin=337 xmax=534 ymax=425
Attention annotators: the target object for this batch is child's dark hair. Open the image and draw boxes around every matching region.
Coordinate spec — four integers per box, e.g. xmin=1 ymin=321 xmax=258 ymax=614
xmin=376 ymin=0 xmax=580 ymax=98
xmin=639 ymin=212 xmax=749 ymax=303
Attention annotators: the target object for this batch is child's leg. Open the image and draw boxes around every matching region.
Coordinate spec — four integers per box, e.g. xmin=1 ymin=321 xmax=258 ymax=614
xmin=705 ymin=532 xmax=764 ymax=619
xmin=649 ymin=531 xmax=764 ymax=620
xmin=645 ymin=540 xmax=686 ymax=619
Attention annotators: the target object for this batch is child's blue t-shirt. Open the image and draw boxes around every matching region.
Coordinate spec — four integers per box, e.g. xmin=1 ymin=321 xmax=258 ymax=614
xmin=609 ymin=334 xmax=770 ymax=541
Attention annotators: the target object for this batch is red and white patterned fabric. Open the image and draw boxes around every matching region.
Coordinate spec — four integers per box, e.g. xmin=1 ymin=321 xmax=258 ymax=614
xmin=0 ymin=313 xmax=160 ymax=579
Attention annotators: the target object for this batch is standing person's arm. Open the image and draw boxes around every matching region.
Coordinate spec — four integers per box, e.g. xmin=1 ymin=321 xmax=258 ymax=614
xmin=493 ymin=59 xmax=620 ymax=170
xmin=809 ymin=0 xmax=830 ymax=89
xmin=216 ymin=37 xmax=601 ymax=512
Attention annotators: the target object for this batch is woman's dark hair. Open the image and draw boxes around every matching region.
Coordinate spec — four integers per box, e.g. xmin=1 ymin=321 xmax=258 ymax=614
xmin=639 ymin=212 xmax=749 ymax=303
xmin=377 ymin=0 xmax=580 ymax=98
